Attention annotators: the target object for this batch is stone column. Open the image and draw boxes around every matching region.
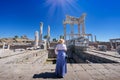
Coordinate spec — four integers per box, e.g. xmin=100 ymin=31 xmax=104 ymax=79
xmin=94 ymin=35 xmax=97 ymax=42
xmin=2 ymin=42 xmax=5 ymax=49
xmin=7 ymin=45 xmax=10 ymax=50
xmin=39 ymin=22 xmax=43 ymax=43
xmin=47 ymin=25 xmax=50 ymax=48
xmin=64 ymin=24 xmax=66 ymax=41
xmin=47 ymin=25 xmax=50 ymax=41
xmin=87 ymin=36 xmax=89 ymax=41
xmin=91 ymin=34 xmax=93 ymax=42
xmin=110 ymin=40 xmax=113 ymax=50
xmin=115 ymin=40 xmax=117 ymax=49
xmin=44 ymin=40 xmax=47 ymax=50
xmin=78 ymin=24 xmax=80 ymax=37
xmin=70 ymin=24 xmax=74 ymax=39
xmin=35 ymin=31 xmax=39 ymax=47
xmin=82 ymin=22 xmax=85 ymax=36
xmin=81 ymin=13 xmax=86 ymax=36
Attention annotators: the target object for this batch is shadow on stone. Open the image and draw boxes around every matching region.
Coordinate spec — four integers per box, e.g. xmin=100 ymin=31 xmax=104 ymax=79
xmin=33 ymin=72 xmax=58 ymax=79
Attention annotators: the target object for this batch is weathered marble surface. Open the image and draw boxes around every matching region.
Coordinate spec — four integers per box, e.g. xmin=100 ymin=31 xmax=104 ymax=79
xmin=0 ymin=64 xmax=120 ymax=80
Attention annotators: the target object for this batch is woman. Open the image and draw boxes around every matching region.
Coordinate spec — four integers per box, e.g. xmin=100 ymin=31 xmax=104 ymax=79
xmin=55 ymin=39 xmax=67 ymax=78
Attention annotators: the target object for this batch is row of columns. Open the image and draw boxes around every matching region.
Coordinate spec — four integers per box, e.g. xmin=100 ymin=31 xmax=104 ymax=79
xmin=110 ymin=39 xmax=119 ymax=49
xmin=63 ymin=13 xmax=86 ymax=41
xmin=34 ymin=22 xmax=50 ymax=48
xmin=64 ymin=23 xmax=85 ymax=41
xmin=34 ymin=22 xmax=43 ymax=48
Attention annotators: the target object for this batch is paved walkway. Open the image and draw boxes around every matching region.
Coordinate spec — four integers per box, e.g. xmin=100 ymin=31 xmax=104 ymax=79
xmin=0 ymin=63 xmax=120 ymax=80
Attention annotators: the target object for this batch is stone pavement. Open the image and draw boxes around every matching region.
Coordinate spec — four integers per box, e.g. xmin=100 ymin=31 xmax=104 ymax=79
xmin=0 ymin=50 xmax=47 ymax=64
xmin=0 ymin=63 xmax=120 ymax=80
xmin=0 ymin=49 xmax=25 ymax=58
xmin=85 ymin=50 xmax=120 ymax=63
xmin=89 ymin=50 xmax=120 ymax=58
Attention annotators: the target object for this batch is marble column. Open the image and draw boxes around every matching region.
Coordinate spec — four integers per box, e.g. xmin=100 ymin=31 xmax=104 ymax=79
xmin=78 ymin=24 xmax=80 ymax=37
xmin=64 ymin=24 xmax=66 ymax=41
xmin=70 ymin=24 xmax=74 ymax=39
xmin=7 ymin=45 xmax=10 ymax=50
xmin=81 ymin=13 xmax=86 ymax=36
xmin=94 ymin=35 xmax=97 ymax=42
xmin=47 ymin=25 xmax=50 ymax=41
xmin=2 ymin=43 xmax=5 ymax=49
xmin=40 ymin=22 xmax=43 ymax=43
xmin=91 ymin=34 xmax=93 ymax=42
xmin=47 ymin=25 xmax=50 ymax=48
xmin=115 ymin=40 xmax=117 ymax=49
xmin=87 ymin=36 xmax=89 ymax=41
xmin=82 ymin=22 xmax=85 ymax=36
xmin=35 ymin=31 xmax=39 ymax=47
xmin=110 ymin=40 xmax=113 ymax=50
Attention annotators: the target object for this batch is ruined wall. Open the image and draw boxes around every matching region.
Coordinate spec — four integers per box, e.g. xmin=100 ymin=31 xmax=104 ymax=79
xmin=47 ymin=48 xmax=56 ymax=58
xmin=6 ymin=50 xmax=48 ymax=64
xmin=10 ymin=45 xmax=33 ymax=49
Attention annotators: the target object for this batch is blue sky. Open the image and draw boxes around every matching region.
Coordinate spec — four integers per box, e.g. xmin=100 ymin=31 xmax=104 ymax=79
xmin=0 ymin=0 xmax=120 ymax=41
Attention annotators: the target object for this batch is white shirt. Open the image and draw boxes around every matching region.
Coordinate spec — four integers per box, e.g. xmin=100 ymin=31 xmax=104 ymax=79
xmin=55 ymin=44 xmax=67 ymax=54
